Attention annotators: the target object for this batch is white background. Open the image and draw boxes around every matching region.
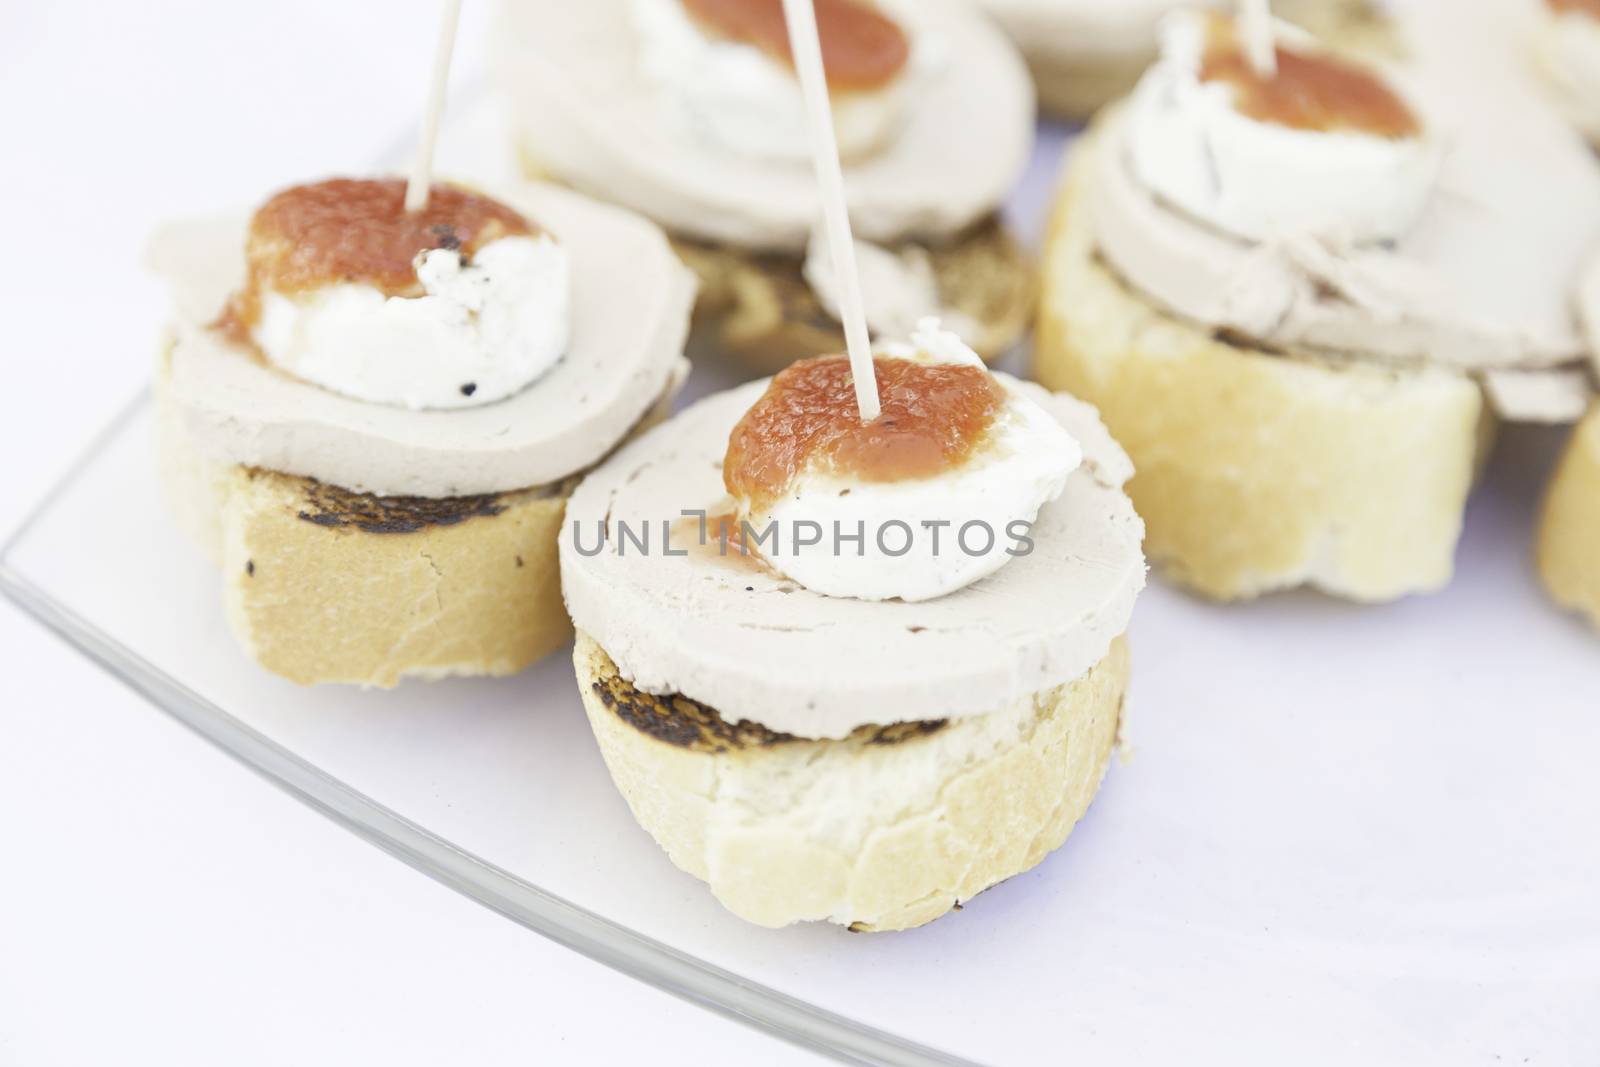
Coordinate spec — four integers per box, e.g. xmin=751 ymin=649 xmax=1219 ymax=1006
xmin=0 ymin=4 xmax=818 ymax=1064
xmin=6 ymin=4 xmax=1599 ymax=1067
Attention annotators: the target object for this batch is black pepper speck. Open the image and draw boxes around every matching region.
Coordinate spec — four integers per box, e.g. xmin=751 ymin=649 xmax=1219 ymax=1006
xmin=430 ymin=224 xmax=462 ymax=251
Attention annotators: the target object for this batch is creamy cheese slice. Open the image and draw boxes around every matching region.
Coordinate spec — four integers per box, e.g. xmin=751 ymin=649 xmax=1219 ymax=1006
xmin=148 ymin=181 xmax=694 ymax=499
xmin=560 ymin=377 xmax=1144 ymax=739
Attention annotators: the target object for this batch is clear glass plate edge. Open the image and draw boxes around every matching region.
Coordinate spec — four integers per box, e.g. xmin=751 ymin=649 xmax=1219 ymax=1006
xmin=0 ymin=389 xmax=984 ymax=1067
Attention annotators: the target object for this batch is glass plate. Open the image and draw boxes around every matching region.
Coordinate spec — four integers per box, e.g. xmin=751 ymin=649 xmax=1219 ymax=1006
xmin=5 ymin=121 xmax=1598 ymax=1067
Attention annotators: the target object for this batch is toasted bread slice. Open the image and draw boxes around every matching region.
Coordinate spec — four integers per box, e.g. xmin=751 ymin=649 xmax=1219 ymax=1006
xmin=674 ymin=217 xmax=1033 ymax=375
xmin=1034 ymin=122 xmax=1488 ymax=602
xmin=157 ymin=359 xmax=682 ymax=686
xmin=220 ymin=468 xmax=571 ymax=687
xmin=159 ymin=387 xmax=573 ymax=686
xmin=573 ymin=630 xmax=1127 ymax=931
xmin=1538 ymin=403 xmax=1600 ymax=629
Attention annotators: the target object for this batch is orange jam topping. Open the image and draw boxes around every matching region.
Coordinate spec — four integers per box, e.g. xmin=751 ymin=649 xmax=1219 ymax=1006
xmin=1549 ymin=0 xmax=1600 ymax=17
xmin=724 ymin=354 xmax=1006 ymax=512
xmin=218 ymin=178 xmax=535 ymax=339
xmin=1200 ymin=19 xmax=1421 ymax=138
xmin=682 ymin=0 xmax=910 ymax=92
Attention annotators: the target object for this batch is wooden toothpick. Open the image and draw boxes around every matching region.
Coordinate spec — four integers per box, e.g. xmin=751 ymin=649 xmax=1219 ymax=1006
xmin=1238 ymin=0 xmax=1278 ymax=79
xmin=405 ymin=0 xmax=464 ymax=213
xmin=781 ymin=0 xmax=881 ymax=423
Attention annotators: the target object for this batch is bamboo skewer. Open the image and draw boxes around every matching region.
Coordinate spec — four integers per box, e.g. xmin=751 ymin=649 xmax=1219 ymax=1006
xmin=781 ymin=0 xmax=881 ymax=423
xmin=1238 ymin=0 xmax=1278 ymax=79
xmin=405 ymin=0 xmax=464 ymax=213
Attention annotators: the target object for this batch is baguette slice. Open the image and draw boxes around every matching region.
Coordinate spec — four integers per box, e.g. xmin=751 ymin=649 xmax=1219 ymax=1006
xmin=673 ymin=217 xmax=1033 ymax=375
xmin=1538 ymin=403 xmax=1600 ymax=630
xmin=575 ymin=631 xmax=1128 ymax=931
xmin=158 ymin=361 xmax=678 ymax=687
xmin=1035 ymin=123 xmax=1488 ymax=602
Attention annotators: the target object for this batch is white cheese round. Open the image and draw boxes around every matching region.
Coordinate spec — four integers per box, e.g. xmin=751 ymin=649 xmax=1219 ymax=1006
xmin=627 ymin=0 xmax=931 ymax=163
xmin=1123 ymin=13 xmax=1440 ymax=245
xmin=742 ymin=322 xmax=1082 ymax=602
xmin=251 ymin=235 xmax=571 ymax=411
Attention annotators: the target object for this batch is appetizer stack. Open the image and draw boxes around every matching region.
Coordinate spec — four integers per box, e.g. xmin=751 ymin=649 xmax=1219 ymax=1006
xmin=972 ymin=0 xmax=1397 ymax=121
xmin=552 ymin=0 xmax=1147 ymax=928
xmin=1036 ymin=8 xmax=1600 ymax=602
xmin=152 ymin=177 xmax=693 ymax=684
xmin=488 ymin=0 xmax=1037 ymax=371
xmin=1535 ymin=0 xmax=1600 ymax=146
xmin=560 ymin=320 xmax=1144 ymax=929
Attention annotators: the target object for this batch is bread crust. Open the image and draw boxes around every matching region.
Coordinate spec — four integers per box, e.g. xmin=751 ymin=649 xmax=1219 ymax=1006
xmin=1538 ymin=404 xmax=1600 ymax=630
xmin=574 ymin=630 xmax=1128 ymax=931
xmin=673 ymin=217 xmax=1034 ymax=375
xmin=1034 ymin=123 xmax=1488 ymax=602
